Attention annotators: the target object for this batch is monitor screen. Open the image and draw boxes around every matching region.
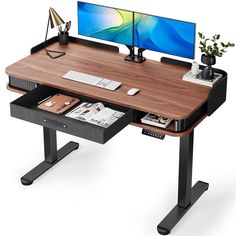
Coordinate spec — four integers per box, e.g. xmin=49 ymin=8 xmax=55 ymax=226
xmin=78 ymin=2 xmax=133 ymax=46
xmin=134 ymin=13 xmax=196 ymax=59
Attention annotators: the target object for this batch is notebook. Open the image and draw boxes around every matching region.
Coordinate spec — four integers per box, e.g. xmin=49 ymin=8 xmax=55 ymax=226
xmin=37 ymin=93 xmax=80 ymax=114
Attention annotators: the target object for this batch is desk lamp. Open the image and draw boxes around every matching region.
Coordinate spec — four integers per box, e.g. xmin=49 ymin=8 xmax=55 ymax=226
xmin=44 ymin=8 xmax=65 ymax=59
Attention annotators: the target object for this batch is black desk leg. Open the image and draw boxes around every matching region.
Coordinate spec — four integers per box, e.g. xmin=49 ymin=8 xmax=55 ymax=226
xmin=20 ymin=127 xmax=79 ymax=185
xmin=157 ymin=130 xmax=209 ymax=235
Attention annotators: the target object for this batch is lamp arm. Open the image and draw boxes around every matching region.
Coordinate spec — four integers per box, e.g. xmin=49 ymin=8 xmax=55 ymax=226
xmin=44 ymin=15 xmax=50 ymax=50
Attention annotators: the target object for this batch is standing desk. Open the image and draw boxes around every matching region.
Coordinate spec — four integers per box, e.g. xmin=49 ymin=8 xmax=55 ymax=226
xmin=5 ymin=37 xmax=227 ymax=235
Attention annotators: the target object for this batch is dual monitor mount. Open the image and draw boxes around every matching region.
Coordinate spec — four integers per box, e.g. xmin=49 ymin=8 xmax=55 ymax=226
xmin=125 ymin=45 xmax=146 ymax=63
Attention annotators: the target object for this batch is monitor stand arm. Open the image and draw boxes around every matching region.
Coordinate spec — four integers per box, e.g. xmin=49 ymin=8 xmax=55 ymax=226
xmin=134 ymin=48 xmax=146 ymax=63
xmin=124 ymin=45 xmax=135 ymax=62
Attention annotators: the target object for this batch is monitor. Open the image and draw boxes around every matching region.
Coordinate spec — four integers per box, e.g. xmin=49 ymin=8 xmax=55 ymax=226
xmin=134 ymin=13 xmax=196 ymax=59
xmin=78 ymin=2 xmax=133 ymax=46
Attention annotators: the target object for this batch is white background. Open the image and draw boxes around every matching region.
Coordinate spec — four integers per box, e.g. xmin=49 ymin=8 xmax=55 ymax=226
xmin=0 ymin=0 xmax=236 ymax=235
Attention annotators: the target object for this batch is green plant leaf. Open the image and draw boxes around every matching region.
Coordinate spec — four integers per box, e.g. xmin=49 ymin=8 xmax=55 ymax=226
xmin=198 ymin=32 xmax=203 ymax=39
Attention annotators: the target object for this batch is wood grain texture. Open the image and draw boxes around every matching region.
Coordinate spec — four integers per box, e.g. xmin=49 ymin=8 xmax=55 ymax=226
xmin=6 ymin=41 xmax=211 ymax=119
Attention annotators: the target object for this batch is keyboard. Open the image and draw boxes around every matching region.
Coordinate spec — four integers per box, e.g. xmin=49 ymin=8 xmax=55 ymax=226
xmin=63 ymin=70 xmax=122 ymax=91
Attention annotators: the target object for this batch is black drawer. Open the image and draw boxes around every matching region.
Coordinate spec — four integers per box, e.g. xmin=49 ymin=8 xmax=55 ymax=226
xmin=10 ymin=85 xmax=134 ymax=144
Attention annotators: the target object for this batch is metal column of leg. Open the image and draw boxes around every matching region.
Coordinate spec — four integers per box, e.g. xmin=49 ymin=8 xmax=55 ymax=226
xmin=157 ymin=130 xmax=209 ymax=235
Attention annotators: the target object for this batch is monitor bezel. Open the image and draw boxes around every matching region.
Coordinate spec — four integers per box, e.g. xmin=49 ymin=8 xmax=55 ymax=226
xmin=77 ymin=1 xmax=134 ymax=47
xmin=133 ymin=11 xmax=196 ymax=59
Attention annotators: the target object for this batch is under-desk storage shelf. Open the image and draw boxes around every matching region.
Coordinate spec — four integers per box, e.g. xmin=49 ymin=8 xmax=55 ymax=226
xmin=10 ymin=85 xmax=134 ymax=144
xmin=133 ymin=113 xmax=207 ymax=137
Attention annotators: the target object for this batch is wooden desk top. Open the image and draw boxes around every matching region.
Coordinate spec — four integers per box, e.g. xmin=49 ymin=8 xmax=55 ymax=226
xmin=6 ymin=41 xmax=210 ymax=119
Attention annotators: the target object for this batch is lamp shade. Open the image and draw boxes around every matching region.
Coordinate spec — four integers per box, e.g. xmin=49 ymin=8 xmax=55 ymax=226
xmin=49 ymin=8 xmax=65 ymax=29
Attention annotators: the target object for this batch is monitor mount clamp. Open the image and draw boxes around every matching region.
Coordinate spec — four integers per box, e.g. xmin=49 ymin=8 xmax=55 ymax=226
xmin=124 ymin=46 xmax=146 ymax=63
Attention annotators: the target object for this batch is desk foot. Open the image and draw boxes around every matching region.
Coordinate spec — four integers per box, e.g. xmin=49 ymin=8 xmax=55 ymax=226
xmin=157 ymin=181 xmax=209 ymax=235
xmin=21 ymin=141 xmax=79 ymax=185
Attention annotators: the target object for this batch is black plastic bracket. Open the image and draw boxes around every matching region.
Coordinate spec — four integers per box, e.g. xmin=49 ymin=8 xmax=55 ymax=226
xmin=124 ymin=45 xmax=135 ymax=61
xmin=160 ymin=57 xmax=192 ymax=68
xmin=134 ymin=48 xmax=146 ymax=63
xmin=157 ymin=130 xmax=209 ymax=234
xmin=21 ymin=127 xmax=79 ymax=185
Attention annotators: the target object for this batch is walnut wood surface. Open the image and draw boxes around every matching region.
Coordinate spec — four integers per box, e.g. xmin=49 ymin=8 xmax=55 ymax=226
xmin=6 ymin=41 xmax=210 ymax=119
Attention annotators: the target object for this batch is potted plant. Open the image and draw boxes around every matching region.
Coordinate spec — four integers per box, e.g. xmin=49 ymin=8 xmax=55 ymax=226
xmin=198 ymin=32 xmax=234 ymax=80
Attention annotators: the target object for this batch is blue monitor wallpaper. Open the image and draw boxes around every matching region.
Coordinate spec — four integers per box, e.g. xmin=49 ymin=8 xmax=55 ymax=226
xmin=134 ymin=13 xmax=196 ymax=59
xmin=78 ymin=2 xmax=133 ymax=46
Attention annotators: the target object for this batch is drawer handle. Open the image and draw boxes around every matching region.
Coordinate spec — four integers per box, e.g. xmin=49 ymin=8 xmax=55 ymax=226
xmin=43 ymin=118 xmax=67 ymax=128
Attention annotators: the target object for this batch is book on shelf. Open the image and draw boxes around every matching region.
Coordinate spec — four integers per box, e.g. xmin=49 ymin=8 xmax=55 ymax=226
xmin=141 ymin=113 xmax=172 ymax=128
xmin=65 ymin=102 xmax=124 ymax=128
xmin=182 ymin=70 xmax=222 ymax=87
